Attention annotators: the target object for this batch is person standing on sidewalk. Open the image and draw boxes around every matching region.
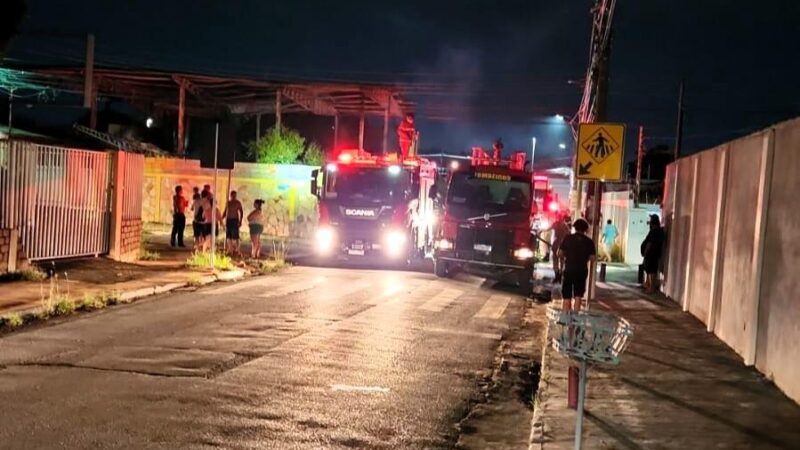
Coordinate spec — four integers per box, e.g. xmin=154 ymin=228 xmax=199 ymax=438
xmin=170 ymin=185 xmax=189 ymax=248
xmin=247 ymin=199 xmax=265 ymax=259
xmin=551 ymin=214 xmax=571 ymax=284
xmin=190 ymin=187 xmax=203 ymax=250
xmin=223 ymin=191 xmax=244 ymax=257
xmin=557 ymin=218 xmax=596 ymax=309
xmin=641 ymin=214 xmax=665 ymax=293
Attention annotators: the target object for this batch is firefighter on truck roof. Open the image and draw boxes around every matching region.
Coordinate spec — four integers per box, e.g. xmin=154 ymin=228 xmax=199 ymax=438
xmin=397 ymin=112 xmax=416 ymax=159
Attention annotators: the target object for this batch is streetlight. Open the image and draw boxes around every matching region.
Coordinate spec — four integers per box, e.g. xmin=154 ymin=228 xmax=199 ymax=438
xmin=554 ymin=114 xmax=565 ymax=121
xmin=559 ymin=143 xmax=567 ymax=149
xmin=145 ymin=117 xmax=154 ymax=128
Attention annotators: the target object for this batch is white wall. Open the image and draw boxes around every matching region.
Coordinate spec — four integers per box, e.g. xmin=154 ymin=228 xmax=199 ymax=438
xmin=663 ymin=117 xmax=800 ymax=404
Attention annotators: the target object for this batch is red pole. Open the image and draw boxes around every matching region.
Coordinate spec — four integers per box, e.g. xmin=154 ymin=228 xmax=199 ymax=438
xmin=567 ymin=295 xmax=579 ymax=409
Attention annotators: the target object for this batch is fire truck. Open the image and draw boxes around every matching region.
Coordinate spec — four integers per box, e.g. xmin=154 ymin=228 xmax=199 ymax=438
xmin=309 ymin=149 xmax=438 ymax=264
xmin=432 ymin=147 xmax=536 ymax=293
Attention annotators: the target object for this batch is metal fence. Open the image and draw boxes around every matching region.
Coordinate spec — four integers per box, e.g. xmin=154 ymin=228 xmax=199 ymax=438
xmin=120 ymin=151 xmax=144 ymax=220
xmin=0 ymin=141 xmax=113 ymax=261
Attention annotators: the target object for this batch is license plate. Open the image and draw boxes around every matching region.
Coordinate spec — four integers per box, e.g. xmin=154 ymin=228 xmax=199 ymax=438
xmin=348 ymin=249 xmax=365 ymax=256
xmin=474 ymin=244 xmax=492 ymax=253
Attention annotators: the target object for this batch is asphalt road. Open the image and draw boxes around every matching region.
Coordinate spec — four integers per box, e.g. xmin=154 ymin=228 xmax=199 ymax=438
xmin=0 ymin=265 xmax=538 ymax=449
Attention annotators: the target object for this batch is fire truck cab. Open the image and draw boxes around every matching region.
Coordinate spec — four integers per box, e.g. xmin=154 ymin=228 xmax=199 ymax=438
xmin=310 ymin=149 xmax=437 ymax=264
xmin=433 ymin=148 xmax=536 ymax=293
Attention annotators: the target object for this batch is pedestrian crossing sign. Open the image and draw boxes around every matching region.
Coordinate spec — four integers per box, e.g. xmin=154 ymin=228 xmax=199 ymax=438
xmin=576 ymin=123 xmax=625 ymax=181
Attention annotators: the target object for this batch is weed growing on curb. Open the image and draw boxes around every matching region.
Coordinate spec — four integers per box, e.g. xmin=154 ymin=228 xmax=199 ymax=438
xmin=2 ymin=313 xmax=24 ymax=328
xmin=51 ymin=297 xmax=76 ymax=316
xmin=186 ymin=251 xmax=235 ymax=271
xmin=77 ymin=293 xmax=105 ymax=311
xmin=187 ymin=276 xmax=204 ymax=288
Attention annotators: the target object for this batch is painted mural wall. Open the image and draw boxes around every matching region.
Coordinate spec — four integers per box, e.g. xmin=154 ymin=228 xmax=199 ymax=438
xmin=142 ymin=158 xmax=318 ymax=238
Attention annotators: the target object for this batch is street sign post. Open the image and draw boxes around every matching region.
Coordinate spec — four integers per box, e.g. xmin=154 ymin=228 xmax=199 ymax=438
xmin=576 ymin=123 xmax=625 ymax=182
xmin=575 ymin=122 xmax=626 ymax=317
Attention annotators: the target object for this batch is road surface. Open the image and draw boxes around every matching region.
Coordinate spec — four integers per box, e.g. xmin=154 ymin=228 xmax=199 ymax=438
xmin=0 ymin=265 xmax=539 ymax=449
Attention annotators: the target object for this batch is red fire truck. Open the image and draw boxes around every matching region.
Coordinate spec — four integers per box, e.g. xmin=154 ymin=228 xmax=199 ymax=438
xmin=432 ymin=148 xmax=536 ymax=293
xmin=309 ymin=149 xmax=438 ymax=264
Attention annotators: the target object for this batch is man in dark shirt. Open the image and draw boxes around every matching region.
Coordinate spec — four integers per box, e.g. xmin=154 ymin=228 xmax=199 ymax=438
xmin=557 ymin=218 xmax=596 ymax=305
xmin=641 ymin=214 xmax=665 ymax=293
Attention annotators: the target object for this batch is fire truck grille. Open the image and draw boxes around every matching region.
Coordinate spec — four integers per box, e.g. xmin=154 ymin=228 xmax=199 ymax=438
xmin=455 ymin=228 xmax=513 ymax=263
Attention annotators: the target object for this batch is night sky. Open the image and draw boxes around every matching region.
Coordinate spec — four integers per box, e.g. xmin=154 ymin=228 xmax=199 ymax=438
xmin=5 ymin=0 xmax=800 ymax=162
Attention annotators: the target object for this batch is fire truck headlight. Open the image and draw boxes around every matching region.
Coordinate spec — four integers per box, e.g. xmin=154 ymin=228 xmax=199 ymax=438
xmin=383 ymin=229 xmax=407 ymax=258
xmin=436 ymin=239 xmax=453 ymax=250
xmin=315 ymin=226 xmax=336 ymax=253
xmin=387 ymin=165 xmax=401 ymax=176
xmin=514 ymin=247 xmax=535 ymax=260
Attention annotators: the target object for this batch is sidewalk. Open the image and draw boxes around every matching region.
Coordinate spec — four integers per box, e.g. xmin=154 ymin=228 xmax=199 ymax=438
xmin=531 ymin=266 xmax=800 ymax=450
xmin=0 ymin=226 xmax=307 ymax=317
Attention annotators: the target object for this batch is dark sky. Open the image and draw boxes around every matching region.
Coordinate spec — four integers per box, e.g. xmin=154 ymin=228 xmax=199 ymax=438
xmin=6 ymin=0 xmax=800 ymax=162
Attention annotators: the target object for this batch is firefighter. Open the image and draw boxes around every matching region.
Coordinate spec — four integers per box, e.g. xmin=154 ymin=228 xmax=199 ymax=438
xmin=397 ymin=113 xmax=416 ymax=158
xmin=492 ymin=139 xmax=504 ymax=161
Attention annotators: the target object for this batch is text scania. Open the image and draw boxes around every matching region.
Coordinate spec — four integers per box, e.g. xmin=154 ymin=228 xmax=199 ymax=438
xmin=344 ymin=209 xmax=376 ymax=217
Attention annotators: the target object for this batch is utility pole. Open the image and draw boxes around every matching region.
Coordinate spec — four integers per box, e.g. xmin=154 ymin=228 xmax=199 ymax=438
xmin=674 ymin=80 xmax=684 ymax=161
xmin=275 ymin=90 xmax=282 ymax=130
xmin=83 ymin=33 xmax=96 ymax=128
xmin=635 ymin=126 xmax=644 ymax=207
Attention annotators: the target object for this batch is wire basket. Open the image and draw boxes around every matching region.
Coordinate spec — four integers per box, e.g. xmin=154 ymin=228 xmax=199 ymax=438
xmin=546 ymin=306 xmax=634 ymax=366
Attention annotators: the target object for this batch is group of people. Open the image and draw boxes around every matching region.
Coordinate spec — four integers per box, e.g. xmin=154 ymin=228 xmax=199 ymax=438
xmin=547 ymin=212 xmax=666 ymax=307
xmin=170 ymin=185 xmax=267 ymax=259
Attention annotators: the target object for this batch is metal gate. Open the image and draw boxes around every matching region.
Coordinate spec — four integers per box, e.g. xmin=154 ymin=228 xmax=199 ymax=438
xmin=0 ymin=141 xmax=113 ymax=261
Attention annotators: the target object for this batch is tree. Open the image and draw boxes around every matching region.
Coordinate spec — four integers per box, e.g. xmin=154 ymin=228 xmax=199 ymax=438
xmin=247 ymin=126 xmax=324 ymax=165
xmin=301 ymin=142 xmax=324 ymax=166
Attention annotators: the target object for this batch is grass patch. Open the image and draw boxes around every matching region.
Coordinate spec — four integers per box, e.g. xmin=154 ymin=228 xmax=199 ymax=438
xmin=2 ymin=313 xmax=24 ymax=329
xmin=253 ymin=259 xmax=289 ymax=275
xmin=51 ymin=296 xmax=76 ymax=316
xmin=186 ymin=251 xmax=235 ymax=271
xmin=0 ymin=267 xmax=48 ymax=282
xmin=77 ymin=293 xmax=106 ymax=311
xmin=138 ymin=246 xmax=161 ymax=261
xmin=104 ymin=290 xmax=122 ymax=306
xmin=187 ymin=276 xmax=204 ymax=288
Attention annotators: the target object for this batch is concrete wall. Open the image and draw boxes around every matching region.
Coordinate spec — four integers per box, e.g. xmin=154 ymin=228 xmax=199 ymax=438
xmin=685 ymin=149 xmax=723 ymax=321
xmin=143 ymin=158 xmax=318 ymax=238
xmin=715 ymin=135 xmax=763 ymax=357
xmin=663 ymin=117 xmax=800 ymax=404
xmin=756 ymin=120 xmax=800 ymax=404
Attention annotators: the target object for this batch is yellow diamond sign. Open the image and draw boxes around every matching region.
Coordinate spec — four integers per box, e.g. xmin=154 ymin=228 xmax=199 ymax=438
xmin=576 ymin=123 xmax=625 ymax=181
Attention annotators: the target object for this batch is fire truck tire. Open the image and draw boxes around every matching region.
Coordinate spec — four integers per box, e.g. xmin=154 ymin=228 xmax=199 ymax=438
xmin=517 ymin=269 xmax=533 ymax=295
xmin=434 ymin=260 xmax=449 ymax=278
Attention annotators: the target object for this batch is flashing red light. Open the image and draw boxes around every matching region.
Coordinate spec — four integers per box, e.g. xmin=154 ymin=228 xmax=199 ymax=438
xmin=548 ymin=201 xmax=560 ymax=213
xmin=338 ymin=152 xmax=353 ymax=163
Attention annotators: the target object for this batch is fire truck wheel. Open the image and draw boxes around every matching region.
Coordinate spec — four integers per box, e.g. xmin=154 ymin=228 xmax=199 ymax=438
xmin=517 ymin=269 xmax=533 ymax=295
xmin=434 ymin=260 xmax=449 ymax=278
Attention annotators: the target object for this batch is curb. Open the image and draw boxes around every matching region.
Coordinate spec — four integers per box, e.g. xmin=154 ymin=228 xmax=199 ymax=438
xmin=3 ymin=269 xmax=248 ymax=319
xmin=528 ymin=315 xmax=553 ymax=450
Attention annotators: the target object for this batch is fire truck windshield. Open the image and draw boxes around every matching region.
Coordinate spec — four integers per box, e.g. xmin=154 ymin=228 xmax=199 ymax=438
xmin=447 ymin=172 xmax=531 ymax=215
xmin=325 ymin=167 xmax=410 ymax=204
